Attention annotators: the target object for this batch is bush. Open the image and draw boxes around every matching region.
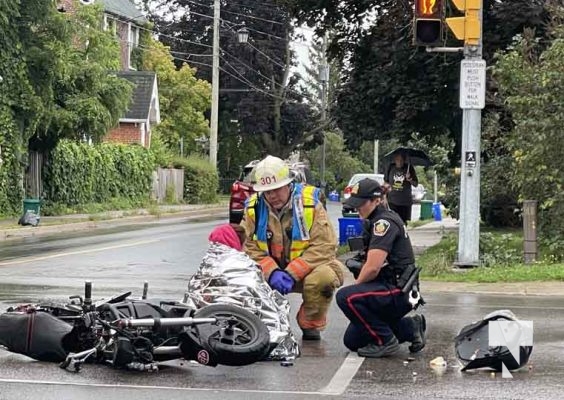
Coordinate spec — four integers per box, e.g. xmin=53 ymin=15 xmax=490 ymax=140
xmin=43 ymin=140 xmax=155 ymax=207
xmin=0 ymin=109 xmax=25 ymax=217
xmin=479 ymin=232 xmax=522 ymax=267
xmin=170 ymin=155 xmax=218 ymax=204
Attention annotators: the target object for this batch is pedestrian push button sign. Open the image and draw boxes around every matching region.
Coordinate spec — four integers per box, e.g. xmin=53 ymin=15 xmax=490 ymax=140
xmin=460 ymin=59 xmax=486 ymax=109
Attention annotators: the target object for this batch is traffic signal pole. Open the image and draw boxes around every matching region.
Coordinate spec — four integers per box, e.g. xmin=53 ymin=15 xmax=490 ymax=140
xmin=417 ymin=0 xmax=485 ymax=266
xmin=451 ymin=1 xmax=484 ymax=267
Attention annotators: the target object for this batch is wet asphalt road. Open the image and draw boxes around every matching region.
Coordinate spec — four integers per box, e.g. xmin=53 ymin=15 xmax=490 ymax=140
xmin=1 ymin=203 xmax=563 ymax=399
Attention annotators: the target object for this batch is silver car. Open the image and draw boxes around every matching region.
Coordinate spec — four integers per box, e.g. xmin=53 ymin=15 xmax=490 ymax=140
xmin=342 ymin=173 xmax=385 ymax=217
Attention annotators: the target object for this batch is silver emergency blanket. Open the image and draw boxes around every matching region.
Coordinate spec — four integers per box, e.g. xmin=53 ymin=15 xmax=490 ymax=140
xmin=183 ymin=243 xmax=300 ymax=360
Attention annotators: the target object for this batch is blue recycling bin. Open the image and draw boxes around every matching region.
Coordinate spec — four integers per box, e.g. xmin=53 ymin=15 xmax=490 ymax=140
xmin=433 ymin=202 xmax=442 ymax=221
xmin=328 ymin=190 xmax=340 ymax=202
xmin=338 ymin=217 xmax=364 ymax=245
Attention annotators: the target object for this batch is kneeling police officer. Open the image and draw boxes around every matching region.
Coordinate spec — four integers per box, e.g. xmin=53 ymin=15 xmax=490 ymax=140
xmin=336 ymin=178 xmax=426 ymax=358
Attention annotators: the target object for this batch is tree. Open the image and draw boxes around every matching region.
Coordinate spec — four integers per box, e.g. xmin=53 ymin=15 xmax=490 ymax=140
xmin=304 ymin=131 xmax=370 ymax=191
xmin=299 ymin=35 xmax=341 ymax=117
xmin=492 ymin=6 xmax=564 ymax=244
xmin=28 ymin=2 xmax=133 ymax=150
xmin=0 ymin=0 xmax=135 ymax=215
xmin=0 ymin=0 xmax=44 ymax=214
xmin=142 ymin=38 xmax=212 ymax=155
xmin=286 ymin=0 xmax=552 ymax=153
xmin=147 ymin=0 xmax=316 ymax=173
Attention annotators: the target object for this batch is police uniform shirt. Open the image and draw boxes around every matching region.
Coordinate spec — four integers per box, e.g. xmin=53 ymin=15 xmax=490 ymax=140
xmin=365 ymin=206 xmax=415 ymax=266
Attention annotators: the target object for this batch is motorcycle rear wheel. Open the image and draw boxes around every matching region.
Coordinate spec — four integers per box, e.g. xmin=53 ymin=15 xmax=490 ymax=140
xmin=191 ymin=304 xmax=270 ymax=366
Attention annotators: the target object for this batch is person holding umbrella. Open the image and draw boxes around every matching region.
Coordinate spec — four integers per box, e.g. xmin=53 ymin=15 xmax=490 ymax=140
xmin=384 ymin=151 xmax=419 ymax=224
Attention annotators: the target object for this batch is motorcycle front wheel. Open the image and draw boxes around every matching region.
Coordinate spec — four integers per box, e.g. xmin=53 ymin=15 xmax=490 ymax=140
xmin=190 ymin=304 xmax=270 ymax=366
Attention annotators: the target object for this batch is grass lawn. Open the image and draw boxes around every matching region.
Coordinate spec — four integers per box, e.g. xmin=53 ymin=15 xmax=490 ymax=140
xmin=417 ymin=231 xmax=564 ymax=282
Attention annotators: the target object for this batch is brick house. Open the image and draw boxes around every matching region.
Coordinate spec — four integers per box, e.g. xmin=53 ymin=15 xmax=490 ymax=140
xmin=57 ymin=0 xmax=161 ymax=148
xmin=105 ymin=70 xmax=160 ymax=148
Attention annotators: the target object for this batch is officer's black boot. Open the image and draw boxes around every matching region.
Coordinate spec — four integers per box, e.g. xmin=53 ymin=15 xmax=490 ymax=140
xmin=409 ymin=314 xmax=427 ymax=353
xmin=357 ymin=336 xmax=400 ymax=358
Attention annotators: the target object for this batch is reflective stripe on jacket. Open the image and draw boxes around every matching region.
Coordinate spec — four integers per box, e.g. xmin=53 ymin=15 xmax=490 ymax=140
xmin=246 ymin=184 xmax=318 ymax=261
xmin=241 ymin=183 xmax=342 ymax=282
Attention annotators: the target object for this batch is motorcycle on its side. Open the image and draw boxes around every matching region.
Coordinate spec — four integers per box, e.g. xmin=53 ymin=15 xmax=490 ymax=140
xmin=0 ymin=281 xmax=271 ymax=372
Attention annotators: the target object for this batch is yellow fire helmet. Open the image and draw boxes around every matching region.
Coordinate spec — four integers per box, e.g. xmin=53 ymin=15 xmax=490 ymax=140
xmin=252 ymin=155 xmax=294 ymax=192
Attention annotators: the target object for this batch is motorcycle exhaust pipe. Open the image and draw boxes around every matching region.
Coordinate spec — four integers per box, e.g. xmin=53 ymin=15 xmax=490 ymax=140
xmin=116 ymin=317 xmax=217 ymax=329
xmin=153 ymin=346 xmax=182 ymax=357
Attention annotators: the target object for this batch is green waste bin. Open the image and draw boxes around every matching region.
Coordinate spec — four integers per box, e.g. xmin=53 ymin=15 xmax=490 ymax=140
xmin=419 ymin=200 xmax=433 ymax=220
xmin=23 ymin=198 xmax=41 ymax=219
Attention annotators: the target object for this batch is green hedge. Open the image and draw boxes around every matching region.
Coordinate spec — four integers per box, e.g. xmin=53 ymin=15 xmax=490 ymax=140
xmin=44 ymin=140 xmax=155 ymax=206
xmin=0 ymin=108 xmax=24 ymax=217
xmin=170 ymin=156 xmax=218 ymax=204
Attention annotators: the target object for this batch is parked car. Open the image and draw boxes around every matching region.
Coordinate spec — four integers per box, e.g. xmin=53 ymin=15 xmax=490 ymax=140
xmin=412 ymin=184 xmax=427 ymax=203
xmin=342 ymin=173 xmax=385 ymax=217
xmin=229 ymin=160 xmax=259 ymax=224
xmin=229 ymin=160 xmax=317 ymax=224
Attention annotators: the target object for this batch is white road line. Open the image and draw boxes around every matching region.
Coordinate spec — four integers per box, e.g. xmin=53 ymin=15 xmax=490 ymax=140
xmin=319 ymin=352 xmax=364 ymax=395
xmin=0 ymin=353 xmax=364 ymax=396
xmin=0 ymin=239 xmax=159 ymax=267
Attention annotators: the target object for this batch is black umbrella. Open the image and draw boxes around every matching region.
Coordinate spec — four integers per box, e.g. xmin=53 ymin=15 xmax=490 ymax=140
xmin=383 ymin=147 xmax=432 ymax=167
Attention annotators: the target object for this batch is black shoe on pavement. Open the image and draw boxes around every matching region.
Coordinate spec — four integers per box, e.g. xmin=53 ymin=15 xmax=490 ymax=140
xmin=409 ymin=314 xmax=427 ymax=353
xmin=302 ymin=328 xmax=321 ymax=341
xmin=357 ymin=336 xmax=400 ymax=358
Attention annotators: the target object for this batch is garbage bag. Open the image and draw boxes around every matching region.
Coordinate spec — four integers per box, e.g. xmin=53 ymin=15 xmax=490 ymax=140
xmin=18 ymin=211 xmax=39 ymax=227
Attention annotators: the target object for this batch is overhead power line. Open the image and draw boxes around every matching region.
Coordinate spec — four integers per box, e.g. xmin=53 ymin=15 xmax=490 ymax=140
xmin=182 ymin=0 xmax=286 ymax=26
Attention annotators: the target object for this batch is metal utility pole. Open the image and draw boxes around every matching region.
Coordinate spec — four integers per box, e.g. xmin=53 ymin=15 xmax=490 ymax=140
xmin=449 ymin=0 xmax=485 ymax=266
xmin=209 ymin=0 xmax=220 ymax=168
xmin=319 ymin=33 xmax=329 ymax=190
xmin=373 ymin=140 xmax=379 ymax=174
xmin=413 ymin=0 xmax=485 ymax=265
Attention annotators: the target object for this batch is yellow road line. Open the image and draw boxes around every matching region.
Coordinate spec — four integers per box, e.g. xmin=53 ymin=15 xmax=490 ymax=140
xmin=0 ymin=239 xmax=160 ymax=267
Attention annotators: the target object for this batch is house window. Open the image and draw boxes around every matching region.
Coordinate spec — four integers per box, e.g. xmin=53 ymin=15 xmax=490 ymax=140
xmin=104 ymin=15 xmax=117 ymax=36
xmin=132 ymin=27 xmax=140 ymax=47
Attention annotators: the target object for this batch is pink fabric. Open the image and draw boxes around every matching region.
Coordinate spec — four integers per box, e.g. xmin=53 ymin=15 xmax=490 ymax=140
xmin=208 ymin=224 xmax=242 ymax=251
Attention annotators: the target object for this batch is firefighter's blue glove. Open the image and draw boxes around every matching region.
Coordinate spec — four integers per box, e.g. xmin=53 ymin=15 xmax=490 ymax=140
xmin=269 ymin=270 xmax=295 ymax=295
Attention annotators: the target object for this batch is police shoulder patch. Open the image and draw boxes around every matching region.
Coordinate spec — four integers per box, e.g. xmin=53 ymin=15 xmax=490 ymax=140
xmin=373 ymin=219 xmax=390 ymax=237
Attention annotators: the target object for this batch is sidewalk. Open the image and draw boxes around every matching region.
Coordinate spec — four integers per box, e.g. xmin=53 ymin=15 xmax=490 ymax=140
xmin=409 ymin=216 xmax=458 ymax=256
xmin=0 ymin=203 xmax=228 ymax=241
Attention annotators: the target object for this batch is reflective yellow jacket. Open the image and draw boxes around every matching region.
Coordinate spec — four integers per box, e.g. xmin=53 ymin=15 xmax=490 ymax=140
xmin=241 ymin=184 xmax=343 ymax=282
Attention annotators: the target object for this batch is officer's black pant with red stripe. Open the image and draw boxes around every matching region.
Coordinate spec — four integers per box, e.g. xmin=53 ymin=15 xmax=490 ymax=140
xmin=336 ymin=280 xmax=416 ymax=351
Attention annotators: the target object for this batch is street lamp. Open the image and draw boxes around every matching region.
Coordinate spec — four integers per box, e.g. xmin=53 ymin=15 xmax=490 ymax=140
xmin=210 ymin=0 xmax=250 ymax=169
xmin=237 ymin=27 xmax=249 ymax=44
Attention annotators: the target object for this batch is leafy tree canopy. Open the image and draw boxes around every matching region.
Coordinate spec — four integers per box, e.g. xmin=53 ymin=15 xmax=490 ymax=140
xmin=146 ymin=0 xmax=316 ymax=171
xmin=141 ymin=38 xmax=212 ymax=155
xmin=27 ymin=1 xmax=133 ymax=150
xmin=286 ymin=0 xmax=552 ymax=156
xmin=492 ymin=6 xmax=564 ymax=240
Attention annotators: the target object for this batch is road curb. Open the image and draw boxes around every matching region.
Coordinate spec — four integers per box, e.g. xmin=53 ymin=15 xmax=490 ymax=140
xmin=0 ymin=207 xmax=228 ymax=241
xmin=421 ymin=280 xmax=564 ymax=297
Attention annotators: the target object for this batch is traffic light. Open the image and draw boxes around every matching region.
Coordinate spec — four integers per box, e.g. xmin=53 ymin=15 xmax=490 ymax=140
xmin=413 ymin=0 xmax=444 ymax=46
xmin=445 ymin=0 xmax=482 ymax=46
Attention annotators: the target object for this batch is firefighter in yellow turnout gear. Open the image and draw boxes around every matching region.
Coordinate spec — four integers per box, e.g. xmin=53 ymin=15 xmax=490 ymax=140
xmin=241 ymin=156 xmax=345 ymax=340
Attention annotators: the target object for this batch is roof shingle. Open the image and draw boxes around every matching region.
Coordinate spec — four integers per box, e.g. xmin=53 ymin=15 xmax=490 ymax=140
xmin=115 ymin=71 xmax=157 ymax=121
xmin=99 ymin=0 xmax=148 ymax=24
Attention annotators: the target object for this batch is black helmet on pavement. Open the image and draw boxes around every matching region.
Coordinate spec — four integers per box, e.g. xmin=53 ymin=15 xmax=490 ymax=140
xmin=454 ymin=309 xmax=533 ymax=372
